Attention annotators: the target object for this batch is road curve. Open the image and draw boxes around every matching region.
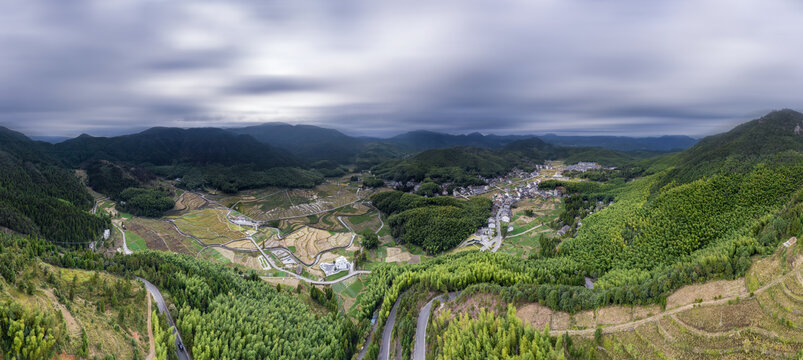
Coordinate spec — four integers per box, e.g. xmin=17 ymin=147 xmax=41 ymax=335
xmin=412 ymin=292 xmax=460 ymax=360
xmin=137 ymin=278 xmax=192 ymax=360
xmin=379 ymin=297 xmax=402 ymax=360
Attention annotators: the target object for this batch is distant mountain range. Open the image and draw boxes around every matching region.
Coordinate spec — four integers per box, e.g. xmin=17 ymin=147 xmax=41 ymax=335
xmin=25 ymin=124 xmax=698 ymax=165
xmin=224 ymin=124 xmax=698 ymax=163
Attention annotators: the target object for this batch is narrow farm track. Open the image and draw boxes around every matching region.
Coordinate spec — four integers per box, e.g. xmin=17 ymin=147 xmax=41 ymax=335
xmin=115 ymin=223 xmax=133 ymax=255
xmin=564 ymin=263 xmax=802 ymax=336
xmin=669 ymin=313 xmax=781 ymax=340
xmin=375 ymin=211 xmax=385 ymax=235
xmin=506 ymin=224 xmax=542 ymax=238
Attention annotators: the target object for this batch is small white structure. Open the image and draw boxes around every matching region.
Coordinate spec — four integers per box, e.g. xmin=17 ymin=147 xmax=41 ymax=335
xmin=103 ymin=229 xmax=110 ymax=240
xmin=231 ymin=216 xmax=257 ymax=227
xmin=501 ymin=215 xmax=510 ymax=223
xmin=335 ymin=256 xmax=350 ymax=271
xmin=320 ymin=256 xmax=352 ymax=276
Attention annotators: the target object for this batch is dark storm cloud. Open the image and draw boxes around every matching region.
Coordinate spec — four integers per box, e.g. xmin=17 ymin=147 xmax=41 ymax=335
xmin=224 ymin=77 xmax=328 ymax=95
xmin=1 ymin=0 xmax=803 ymax=137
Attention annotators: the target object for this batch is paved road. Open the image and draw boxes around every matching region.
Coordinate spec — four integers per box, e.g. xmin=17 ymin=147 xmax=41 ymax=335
xmin=378 ymin=297 xmax=402 ymax=360
xmin=114 ymin=223 xmax=133 ymax=255
xmin=356 ymin=312 xmax=379 ymax=360
xmin=137 ymin=278 xmax=192 ymax=360
xmin=491 ymin=217 xmax=503 ymax=252
xmin=412 ymin=292 xmax=459 ymax=360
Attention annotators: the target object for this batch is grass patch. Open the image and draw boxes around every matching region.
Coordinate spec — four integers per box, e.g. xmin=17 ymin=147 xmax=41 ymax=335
xmin=347 ymin=212 xmax=374 ymax=225
xmin=125 ymin=231 xmax=147 ymax=251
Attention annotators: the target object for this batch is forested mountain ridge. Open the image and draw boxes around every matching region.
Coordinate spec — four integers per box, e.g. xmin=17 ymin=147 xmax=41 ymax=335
xmin=52 ymin=127 xmax=300 ymax=169
xmin=539 ymin=134 xmax=697 ymax=152
xmin=0 ymin=126 xmax=57 ymax=163
xmin=0 ymin=127 xmax=108 ymax=244
xmin=229 ymin=122 xmax=367 ymax=163
xmin=386 ymin=130 xmax=530 ymax=150
xmin=666 ymin=109 xmax=803 ymax=184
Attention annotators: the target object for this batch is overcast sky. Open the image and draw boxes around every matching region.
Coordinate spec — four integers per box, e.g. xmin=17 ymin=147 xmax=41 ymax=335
xmin=2 ymin=0 xmax=803 ymax=138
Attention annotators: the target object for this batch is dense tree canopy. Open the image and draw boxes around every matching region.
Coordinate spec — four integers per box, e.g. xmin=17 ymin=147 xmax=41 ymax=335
xmin=372 ymin=191 xmax=491 ymax=253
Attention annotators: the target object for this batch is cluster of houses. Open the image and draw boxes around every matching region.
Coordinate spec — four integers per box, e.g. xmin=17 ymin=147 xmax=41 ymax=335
xmin=320 ymin=256 xmax=351 ymax=276
xmin=453 ymin=166 xmax=548 ymax=197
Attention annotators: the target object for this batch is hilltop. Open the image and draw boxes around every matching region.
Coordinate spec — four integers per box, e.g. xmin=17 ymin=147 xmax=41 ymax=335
xmin=53 ymin=127 xmax=299 ymax=169
xmin=229 ymin=123 xmax=366 ymax=163
xmin=667 ymin=109 xmax=803 ymax=183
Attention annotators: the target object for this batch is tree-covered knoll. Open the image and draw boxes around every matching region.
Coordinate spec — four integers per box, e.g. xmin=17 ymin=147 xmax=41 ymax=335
xmin=85 ymin=160 xmax=148 ymax=199
xmin=118 ymin=187 xmax=175 ymax=217
xmin=372 ymin=146 xmax=511 ymax=187
xmin=371 ymin=191 xmax=492 ymax=254
xmin=84 ymin=160 xmax=175 ymax=217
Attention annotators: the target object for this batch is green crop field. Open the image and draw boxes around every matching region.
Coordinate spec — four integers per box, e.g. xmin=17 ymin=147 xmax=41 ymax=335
xmin=125 ymin=231 xmax=147 ymax=251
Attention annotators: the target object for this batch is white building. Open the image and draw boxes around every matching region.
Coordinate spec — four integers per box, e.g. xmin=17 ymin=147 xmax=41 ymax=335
xmin=231 ymin=217 xmax=257 ymax=227
xmin=320 ymin=256 xmax=352 ymax=276
xmin=103 ymin=229 xmax=110 ymax=240
xmin=335 ymin=256 xmax=350 ymax=271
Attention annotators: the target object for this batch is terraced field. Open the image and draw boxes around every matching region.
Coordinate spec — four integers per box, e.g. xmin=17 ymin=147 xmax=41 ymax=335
xmin=171 ymin=208 xmax=252 ymax=244
xmin=583 ymin=238 xmax=803 ymax=359
xmin=429 ymin=239 xmax=803 ymax=359
xmin=265 ymin=226 xmax=352 ymax=264
xmin=220 ymin=181 xmax=376 ymax=221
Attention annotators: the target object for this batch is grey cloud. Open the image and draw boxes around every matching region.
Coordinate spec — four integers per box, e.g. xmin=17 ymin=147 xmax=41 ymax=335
xmin=224 ymin=77 xmax=328 ymax=95
xmin=1 ymin=0 xmax=803 ymax=137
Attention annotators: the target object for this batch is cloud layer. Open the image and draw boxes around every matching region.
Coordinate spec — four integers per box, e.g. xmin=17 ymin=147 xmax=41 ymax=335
xmin=2 ymin=0 xmax=803 ymax=137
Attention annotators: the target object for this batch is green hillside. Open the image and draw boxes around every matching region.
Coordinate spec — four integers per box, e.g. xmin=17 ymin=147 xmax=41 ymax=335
xmin=357 ymin=110 xmax=803 ymax=348
xmin=0 ymin=127 xmax=108 ymax=245
xmin=372 ymin=137 xmax=655 ymax=187
xmin=51 ymin=127 xmax=325 ymax=193
xmin=666 ymin=109 xmax=803 ymax=184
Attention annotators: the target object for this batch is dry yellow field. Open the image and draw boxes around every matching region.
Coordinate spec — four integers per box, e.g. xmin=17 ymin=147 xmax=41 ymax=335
xmin=269 ymin=226 xmax=351 ymax=263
